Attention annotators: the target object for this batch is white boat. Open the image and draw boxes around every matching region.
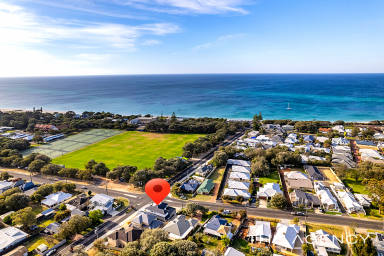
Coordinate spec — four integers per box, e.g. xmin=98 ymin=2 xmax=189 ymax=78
xmin=287 ymin=102 xmax=291 ymax=110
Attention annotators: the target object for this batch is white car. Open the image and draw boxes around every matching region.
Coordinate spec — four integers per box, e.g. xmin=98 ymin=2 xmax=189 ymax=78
xmin=223 ymin=210 xmax=231 ymax=215
xmin=81 ymin=186 xmax=86 ymax=189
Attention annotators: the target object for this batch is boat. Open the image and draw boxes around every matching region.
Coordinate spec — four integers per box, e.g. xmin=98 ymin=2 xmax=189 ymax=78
xmin=287 ymin=102 xmax=291 ymax=110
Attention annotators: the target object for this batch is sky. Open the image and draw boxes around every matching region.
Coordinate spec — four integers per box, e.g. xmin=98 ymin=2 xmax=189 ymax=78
xmin=0 ymin=0 xmax=383 ymax=76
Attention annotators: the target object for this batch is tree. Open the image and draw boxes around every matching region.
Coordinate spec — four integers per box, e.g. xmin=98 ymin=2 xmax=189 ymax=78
xmin=41 ymin=164 xmax=62 ymax=176
xmin=236 ymin=195 xmax=244 ymax=203
xmin=332 ymin=164 xmax=348 ymax=180
xmin=85 ymin=159 xmax=97 ymax=170
xmin=151 ymin=242 xmax=175 ymax=256
xmin=5 ymin=193 xmax=30 ymax=211
xmin=219 ymin=207 xmax=224 ymax=213
xmin=72 ymin=245 xmax=88 ymax=256
xmin=34 ymin=154 xmax=51 ymax=164
xmin=172 ymin=240 xmax=198 ymax=256
xmin=251 ymin=157 xmax=270 ymax=177
xmin=171 ymin=112 xmax=177 ymax=123
xmin=270 ymin=193 xmax=287 ymax=209
xmin=12 ymin=207 xmax=36 ymax=229
xmin=59 ymin=204 xmax=67 ymax=211
xmin=32 ymin=135 xmax=43 ymax=143
xmin=239 ymin=210 xmax=247 ymax=220
xmin=212 ymin=151 xmax=228 ymax=167
xmin=171 ymin=182 xmax=182 ymax=196
xmin=88 ymin=190 xmax=92 ymax=196
xmin=121 ymin=241 xmax=145 ymax=256
xmin=0 ymin=187 xmax=22 ymax=199
xmin=221 ymin=235 xmax=230 ymax=247
xmin=95 ymin=250 xmax=114 ymax=256
xmin=253 ymin=112 xmax=263 ymax=130
xmin=140 ymin=228 xmax=169 ymax=251
xmin=293 ymin=217 xmax=299 ymax=224
xmin=93 ymin=162 xmax=110 ymax=176
xmin=208 ymin=249 xmax=223 ymax=256
xmin=363 ymin=179 xmax=384 ymax=214
xmin=28 ymin=159 xmax=46 ymax=173
xmin=351 ymin=127 xmax=359 ymax=137
xmin=352 ymin=236 xmax=377 ymax=256
xmin=185 ymin=202 xmax=209 ymax=217
xmin=323 ymin=139 xmax=331 ymax=148
xmin=0 ymin=171 xmax=11 ymax=180
xmin=89 ymin=209 xmax=103 ymax=223
xmin=302 ymin=244 xmax=309 ymax=255
xmin=93 ymin=239 xmax=106 ymax=252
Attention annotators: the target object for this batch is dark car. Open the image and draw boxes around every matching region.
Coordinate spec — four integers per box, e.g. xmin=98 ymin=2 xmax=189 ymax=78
xmin=291 ymin=212 xmax=306 ymax=216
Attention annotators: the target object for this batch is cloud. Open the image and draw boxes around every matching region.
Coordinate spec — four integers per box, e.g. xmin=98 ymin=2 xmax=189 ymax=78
xmin=76 ymin=54 xmax=116 ymax=61
xmin=108 ymin=0 xmax=251 ymax=15
xmin=192 ymin=33 xmax=244 ymax=51
xmin=141 ymin=39 xmax=161 ymax=45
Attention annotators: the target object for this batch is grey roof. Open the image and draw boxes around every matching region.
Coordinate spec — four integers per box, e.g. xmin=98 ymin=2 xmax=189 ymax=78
xmin=271 ymin=135 xmax=283 ymax=143
xmin=46 ymin=222 xmax=60 ymax=234
xmin=303 ymin=135 xmax=314 ymax=142
xmin=288 ymin=179 xmax=313 ymax=189
xmin=146 ymin=202 xmax=168 ymax=215
xmin=162 ymin=215 xmax=198 ymax=236
xmin=332 ymin=154 xmax=356 ymax=168
xmin=24 ymin=187 xmax=38 ymax=196
xmin=205 ymin=215 xmax=227 ymax=231
xmin=71 ymin=209 xmax=86 ymax=216
xmin=294 ymin=189 xmax=321 ymax=205
xmin=41 ymin=208 xmax=54 ymax=216
xmin=132 ymin=212 xmax=157 ymax=226
xmin=305 ymin=165 xmax=324 ymax=180
xmin=356 ymin=140 xmax=376 ymax=146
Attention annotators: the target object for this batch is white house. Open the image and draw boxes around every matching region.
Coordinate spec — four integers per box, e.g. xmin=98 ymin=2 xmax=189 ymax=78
xmin=41 ymin=191 xmax=72 ymax=207
xmin=0 ymin=181 xmax=13 ymax=194
xmin=288 ymin=133 xmax=298 ymax=139
xmin=89 ymin=193 xmax=115 ymax=215
xmin=316 ymin=189 xmax=339 ymax=210
xmin=223 ymin=188 xmax=251 ymax=200
xmin=227 ymin=180 xmax=250 ymax=191
xmin=332 ymin=137 xmax=349 ymax=145
xmin=354 ymin=194 xmax=371 ymax=207
xmin=257 ymin=183 xmax=282 ymax=200
xmin=162 ymin=215 xmax=198 ymax=240
xmin=231 ymin=165 xmax=251 ymax=174
xmin=285 ymin=171 xmax=309 ymax=180
xmin=145 ymin=202 xmax=176 ymax=221
xmin=338 ymin=191 xmax=363 ymax=213
xmin=272 ymin=224 xmax=300 ymax=252
xmin=332 ymin=182 xmax=345 ymax=190
xmin=224 ymin=247 xmax=245 ymax=256
xmin=312 ymin=147 xmax=331 ymax=154
xmin=300 ymin=155 xmax=326 ymax=164
xmin=316 ymin=136 xmax=328 ymax=143
xmin=310 ymin=230 xmax=341 ymax=255
xmin=333 ymin=125 xmax=345 ymax=133
xmin=248 ymin=131 xmax=260 ymax=138
xmin=227 ymin=159 xmax=251 ymax=167
xmin=282 ymin=124 xmax=295 ymax=131
xmin=0 ymin=227 xmax=28 ymax=253
xmin=229 ymin=172 xmax=251 ymax=182
xmin=247 ymin=221 xmax=272 ymax=243
xmin=256 ymin=135 xmax=270 ymax=141
xmin=359 ymin=149 xmax=384 ymax=160
xmin=285 ymin=138 xmax=298 ymax=144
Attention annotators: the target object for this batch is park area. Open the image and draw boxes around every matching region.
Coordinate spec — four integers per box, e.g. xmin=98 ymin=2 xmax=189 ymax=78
xmin=22 ymin=129 xmax=122 ymax=159
xmin=53 ymin=131 xmax=203 ymax=169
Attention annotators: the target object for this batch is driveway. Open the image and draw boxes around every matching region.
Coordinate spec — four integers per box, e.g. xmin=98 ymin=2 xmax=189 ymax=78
xmin=259 ymin=199 xmax=267 ymax=208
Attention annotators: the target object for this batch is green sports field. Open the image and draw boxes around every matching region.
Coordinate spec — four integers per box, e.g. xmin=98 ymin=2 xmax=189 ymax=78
xmin=52 ymin=131 xmax=203 ymax=169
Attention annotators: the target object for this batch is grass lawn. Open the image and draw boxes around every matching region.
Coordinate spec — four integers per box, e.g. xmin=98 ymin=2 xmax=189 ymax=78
xmin=53 ymin=131 xmax=203 ymax=169
xmin=306 ymin=223 xmax=345 ymax=238
xmin=30 ymin=204 xmax=48 ymax=215
xmin=23 ymin=235 xmax=61 ymax=253
xmin=342 ymin=178 xmax=368 ymax=194
xmin=37 ymin=217 xmax=55 ymax=228
xmin=325 ymin=211 xmax=342 ymax=216
xmin=232 ymin=238 xmax=252 ymax=256
xmin=258 ymin=170 xmax=280 ymax=185
xmin=175 ymin=193 xmax=212 ymax=201
xmin=116 ymin=197 xmax=130 ymax=211
xmin=209 ymin=167 xmax=225 ymax=183
xmin=198 ymin=235 xmax=222 ymax=253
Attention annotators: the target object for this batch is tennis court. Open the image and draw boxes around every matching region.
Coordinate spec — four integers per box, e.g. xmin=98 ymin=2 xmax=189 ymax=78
xmin=22 ymin=129 xmax=123 ymax=159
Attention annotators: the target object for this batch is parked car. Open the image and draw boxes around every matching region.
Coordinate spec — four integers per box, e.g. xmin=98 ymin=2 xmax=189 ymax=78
xmin=291 ymin=212 xmax=306 ymax=216
xmin=223 ymin=210 xmax=232 ymax=215
xmin=46 ymin=249 xmax=56 ymax=256
xmin=81 ymin=186 xmax=86 ymax=189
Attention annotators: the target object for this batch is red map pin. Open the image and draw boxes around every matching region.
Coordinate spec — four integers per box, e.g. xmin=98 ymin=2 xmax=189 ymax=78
xmin=145 ymin=178 xmax=171 ymax=205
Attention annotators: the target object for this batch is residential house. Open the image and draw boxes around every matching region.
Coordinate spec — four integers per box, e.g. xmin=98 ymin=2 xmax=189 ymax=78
xmin=288 ymin=133 xmax=298 ymax=139
xmin=162 ymin=215 xmax=198 ymax=240
xmin=224 ymin=247 xmax=245 ymax=256
xmin=44 ymin=222 xmax=61 ymax=235
xmin=332 ymin=145 xmax=351 ymax=154
xmin=292 ymin=145 xmax=311 ymax=153
xmin=316 ymin=189 xmax=339 ymax=210
xmin=0 ymin=227 xmax=28 ymax=253
xmin=332 ymin=125 xmax=345 ymax=133
xmin=3 ymin=246 xmax=28 ymax=256
xmin=257 ymin=183 xmax=282 ymax=200
xmin=310 ymin=230 xmax=341 ymax=255
xmin=229 ymin=172 xmax=250 ymax=182
xmin=332 ymin=137 xmax=349 ymax=145
xmin=280 ymin=143 xmax=294 ymax=148
xmin=180 ymin=179 xmax=201 ymax=193
xmin=272 ymin=224 xmax=300 ymax=252
xmin=21 ymin=182 xmax=34 ymax=192
xmin=0 ymin=181 xmax=13 ymax=194
xmin=359 ymin=149 xmax=384 ymax=160
xmin=305 ymin=165 xmax=325 ymax=180
xmin=282 ymin=124 xmax=295 ymax=131
xmin=247 ymin=131 xmax=260 ymax=138
xmin=24 ymin=187 xmax=38 ymax=197
xmin=195 ymin=164 xmax=214 ymax=177
xmin=332 ymin=183 xmax=345 ymax=190
xmin=36 ymin=208 xmax=55 ymax=220
xmin=196 ymin=179 xmax=215 ymax=195
xmin=301 ymin=155 xmax=326 ymax=164
xmin=34 ymin=124 xmax=58 ymax=131
xmin=11 ymin=179 xmax=25 ymax=189
xmin=231 ymin=165 xmax=251 ymax=174
xmin=41 ymin=191 xmax=72 ymax=208
xmin=354 ymin=194 xmax=371 ymax=207
xmin=303 ymin=135 xmax=315 ymax=142
xmin=71 ymin=209 xmax=86 ymax=217
xmin=262 ymin=141 xmax=277 ymax=149
xmin=145 ymin=202 xmax=176 ymax=221
xmin=89 ymin=193 xmax=115 ymax=215
xmin=223 ymin=188 xmax=251 ymax=200
xmin=204 ymin=215 xmax=233 ymax=239
xmin=256 ymin=135 xmax=270 ymax=141
xmin=338 ymin=191 xmax=363 ymax=213
xmin=285 ymin=171 xmax=309 ymax=180
xmin=374 ymin=133 xmax=384 ymax=140
xmin=0 ymin=211 xmax=14 ymax=221
xmin=332 ymin=154 xmax=356 ymax=168
xmin=285 ymin=137 xmax=298 ymax=144
xmin=271 ymin=135 xmax=284 ymax=144
xmin=247 ymin=221 xmax=271 ymax=243
xmin=131 ymin=211 xmax=163 ymax=229
xmin=319 ymin=128 xmax=332 ymax=133
xmin=108 ymin=226 xmax=143 ymax=248
xmin=286 ymin=179 xmax=313 ymax=191
xmin=228 ymin=180 xmax=250 ymax=191
xmin=227 ymin=159 xmax=251 ymax=167
xmin=356 ymin=140 xmax=376 ymax=147
xmin=316 ymin=136 xmax=328 ymax=143
xmin=290 ymin=189 xmax=321 ymax=207
xmin=312 ymin=147 xmax=331 ymax=154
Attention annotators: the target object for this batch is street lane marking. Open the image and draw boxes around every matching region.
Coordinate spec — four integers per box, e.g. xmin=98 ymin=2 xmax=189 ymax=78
xmin=166 ymin=200 xmax=173 ymax=202
xmin=124 ymin=194 xmax=137 ymax=198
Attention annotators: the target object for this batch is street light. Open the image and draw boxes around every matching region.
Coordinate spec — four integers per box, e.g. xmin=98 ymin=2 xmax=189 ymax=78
xmin=95 ymin=227 xmax=99 ymax=239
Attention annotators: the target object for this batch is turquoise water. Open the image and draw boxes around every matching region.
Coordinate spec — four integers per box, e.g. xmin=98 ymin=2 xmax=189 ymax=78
xmin=0 ymin=74 xmax=383 ymax=122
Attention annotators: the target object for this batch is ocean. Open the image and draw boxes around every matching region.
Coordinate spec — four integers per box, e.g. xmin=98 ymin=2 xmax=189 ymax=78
xmin=0 ymin=74 xmax=383 ymax=122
